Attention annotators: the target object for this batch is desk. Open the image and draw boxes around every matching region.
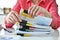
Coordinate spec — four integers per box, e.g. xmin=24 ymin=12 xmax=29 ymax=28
xmin=0 ymin=14 xmax=60 ymax=40
xmin=0 ymin=28 xmax=60 ymax=40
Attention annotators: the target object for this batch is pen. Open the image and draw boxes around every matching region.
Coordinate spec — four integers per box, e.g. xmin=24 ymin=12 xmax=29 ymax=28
xmin=16 ymin=33 xmax=31 ymax=37
xmin=0 ymin=24 xmax=12 ymax=33
xmin=4 ymin=28 xmax=12 ymax=33
xmin=15 ymin=31 xmax=51 ymax=37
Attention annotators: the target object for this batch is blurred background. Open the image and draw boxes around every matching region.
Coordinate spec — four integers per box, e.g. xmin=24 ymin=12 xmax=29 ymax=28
xmin=0 ymin=0 xmax=60 ymax=30
xmin=0 ymin=0 xmax=17 ymax=24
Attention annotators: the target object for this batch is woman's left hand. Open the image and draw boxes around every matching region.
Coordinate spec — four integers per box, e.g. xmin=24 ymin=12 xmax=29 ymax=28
xmin=28 ymin=5 xmax=40 ymax=17
xmin=28 ymin=5 xmax=51 ymax=18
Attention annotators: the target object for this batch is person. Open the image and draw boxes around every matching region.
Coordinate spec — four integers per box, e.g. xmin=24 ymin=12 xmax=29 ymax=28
xmin=4 ymin=0 xmax=60 ymax=30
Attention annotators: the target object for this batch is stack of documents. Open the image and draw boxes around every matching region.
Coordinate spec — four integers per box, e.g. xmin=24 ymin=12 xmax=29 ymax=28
xmin=13 ymin=11 xmax=54 ymax=36
xmin=13 ymin=22 xmax=54 ymax=37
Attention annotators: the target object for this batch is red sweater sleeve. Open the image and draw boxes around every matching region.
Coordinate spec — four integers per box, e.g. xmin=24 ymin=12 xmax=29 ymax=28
xmin=4 ymin=0 xmax=21 ymax=28
xmin=49 ymin=0 xmax=60 ymax=29
xmin=12 ymin=0 xmax=21 ymax=14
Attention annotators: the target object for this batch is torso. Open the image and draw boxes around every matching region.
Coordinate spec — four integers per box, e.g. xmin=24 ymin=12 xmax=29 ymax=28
xmin=19 ymin=0 xmax=52 ymax=16
xmin=32 ymin=0 xmax=41 ymax=5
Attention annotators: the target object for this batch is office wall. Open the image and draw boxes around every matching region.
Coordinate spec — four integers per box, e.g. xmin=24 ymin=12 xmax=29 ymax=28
xmin=0 ymin=0 xmax=17 ymax=8
xmin=56 ymin=0 xmax=60 ymax=15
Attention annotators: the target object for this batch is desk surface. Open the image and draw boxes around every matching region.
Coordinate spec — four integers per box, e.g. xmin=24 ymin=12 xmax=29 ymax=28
xmin=0 ymin=29 xmax=60 ymax=40
xmin=0 ymin=24 xmax=60 ymax=40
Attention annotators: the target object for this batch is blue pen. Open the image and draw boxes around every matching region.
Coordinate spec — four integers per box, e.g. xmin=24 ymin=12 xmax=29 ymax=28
xmin=4 ymin=28 xmax=12 ymax=33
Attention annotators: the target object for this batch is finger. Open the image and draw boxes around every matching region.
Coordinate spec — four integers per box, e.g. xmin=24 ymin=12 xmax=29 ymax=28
xmin=36 ymin=10 xmax=41 ymax=16
xmin=8 ymin=18 xmax=13 ymax=24
xmin=6 ymin=16 xmax=11 ymax=23
xmin=11 ymin=14 xmax=18 ymax=22
xmin=30 ymin=5 xmax=37 ymax=17
xmin=33 ymin=6 xmax=39 ymax=17
xmin=13 ymin=12 xmax=22 ymax=22
xmin=10 ymin=16 xmax=16 ymax=24
xmin=6 ymin=11 xmax=16 ymax=24
xmin=9 ymin=16 xmax=15 ymax=23
xmin=28 ymin=5 xmax=33 ymax=14
xmin=36 ymin=7 xmax=41 ymax=16
xmin=15 ymin=13 xmax=22 ymax=22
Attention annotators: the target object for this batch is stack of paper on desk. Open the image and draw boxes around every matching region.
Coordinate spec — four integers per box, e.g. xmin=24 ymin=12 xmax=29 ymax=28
xmin=13 ymin=23 xmax=54 ymax=36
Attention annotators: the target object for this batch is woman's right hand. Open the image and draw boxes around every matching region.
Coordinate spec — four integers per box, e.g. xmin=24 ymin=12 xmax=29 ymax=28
xmin=6 ymin=11 xmax=22 ymax=24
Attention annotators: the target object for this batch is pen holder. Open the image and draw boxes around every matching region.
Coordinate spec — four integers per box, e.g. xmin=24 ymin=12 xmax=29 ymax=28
xmin=4 ymin=8 xmax=11 ymax=14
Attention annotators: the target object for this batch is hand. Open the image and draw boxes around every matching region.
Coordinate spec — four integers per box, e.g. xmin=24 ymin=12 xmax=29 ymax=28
xmin=28 ymin=5 xmax=51 ymax=18
xmin=28 ymin=5 xmax=40 ymax=17
xmin=6 ymin=11 xmax=22 ymax=24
